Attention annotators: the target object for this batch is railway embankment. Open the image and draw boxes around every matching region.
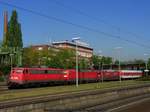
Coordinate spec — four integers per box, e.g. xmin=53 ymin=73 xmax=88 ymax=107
xmin=0 ymin=81 xmax=150 ymax=112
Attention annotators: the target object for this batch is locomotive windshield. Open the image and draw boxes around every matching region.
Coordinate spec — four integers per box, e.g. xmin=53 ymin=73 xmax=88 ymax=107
xmin=13 ymin=69 xmax=24 ymax=74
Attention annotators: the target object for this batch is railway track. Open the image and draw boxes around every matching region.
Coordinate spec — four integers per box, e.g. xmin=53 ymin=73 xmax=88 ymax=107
xmin=0 ymin=86 xmax=8 ymax=91
xmin=0 ymin=80 xmax=139 ymax=95
xmin=83 ymin=93 xmax=150 ymax=112
xmin=0 ymin=82 xmax=73 ymax=95
xmin=44 ymin=93 xmax=150 ymax=112
xmin=0 ymin=83 xmax=150 ymax=112
xmin=0 ymin=85 xmax=65 ymax=95
xmin=0 ymin=82 xmax=8 ymax=92
xmin=0 ymin=82 xmax=6 ymax=85
xmin=0 ymin=83 xmax=96 ymax=95
xmin=0 ymin=89 xmax=8 ymax=94
xmin=0 ymin=84 xmax=56 ymax=95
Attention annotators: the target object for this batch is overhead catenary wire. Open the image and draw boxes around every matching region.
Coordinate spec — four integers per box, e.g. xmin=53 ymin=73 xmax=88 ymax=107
xmin=51 ymin=0 xmax=118 ymax=29
xmin=0 ymin=1 xmax=150 ymax=50
xmin=51 ymin=0 xmax=150 ymax=42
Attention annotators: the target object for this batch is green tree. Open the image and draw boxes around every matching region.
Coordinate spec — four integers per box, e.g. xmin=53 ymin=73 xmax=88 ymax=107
xmin=0 ymin=40 xmax=2 ymax=47
xmin=114 ymin=60 xmax=119 ymax=65
xmin=23 ymin=47 xmax=76 ymax=69
xmin=92 ymin=55 xmax=101 ymax=68
xmin=22 ymin=48 xmax=39 ymax=66
xmin=79 ymin=58 xmax=89 ymax=69
xmin=123 ymin=59 xmax=145 ymax=64
xmin=92 ymin=54 xmax=113 ymax=69
xmin=101 ymin=56 xmax=112 ymax=64
xmin=2 ymin=10 xmax=23 ymax=48
xmin=147 ymin=58 xmax=150 ymax=69
xmin=47 ymin=49 xmax=75 ymax=69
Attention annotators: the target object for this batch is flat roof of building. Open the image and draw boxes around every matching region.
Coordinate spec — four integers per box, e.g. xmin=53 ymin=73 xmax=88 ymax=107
xmin=52 ymin=40 xmax=93 ymax=50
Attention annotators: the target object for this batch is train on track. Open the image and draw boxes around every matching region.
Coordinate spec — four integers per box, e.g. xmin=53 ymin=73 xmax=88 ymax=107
xmin=7 ymin=67 xmax=143 ymax=89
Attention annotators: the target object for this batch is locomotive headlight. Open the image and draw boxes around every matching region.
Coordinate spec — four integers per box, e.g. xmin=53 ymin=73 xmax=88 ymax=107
xmin=11 ymin=76 xmax=19 ymax=80
xmin=10 ymin=76 xmax=14 ymax=79
xmin=63 ymin=75 xmax=68 ymax=78
xmin=14 ymin=76 xmax=19 ymax=80
xmin=63 ymin=71 xmax=69 ymax=78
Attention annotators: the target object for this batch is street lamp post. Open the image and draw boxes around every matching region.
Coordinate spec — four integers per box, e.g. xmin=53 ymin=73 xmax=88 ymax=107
xmin=98 ymin=50 xmax=103 ymax=83
xmin=72 ymin=37 xmax=80 ymax=87
xmin=38 ymin=47 xmax=43 ymax=67
xmin=114 ymin=47 xmax=122 ymax=82
xmin=0 ymin=48 xmax=1 ymax=64
xmin=101 ymin=62 xmax=103 ymax=83
xmin=144 ymin=54 xmax=149 ymax=76
xmin=110 ymin=57 xmax=114 ymax=70
xmin=10 ymin=53 xmax=14 ymax=70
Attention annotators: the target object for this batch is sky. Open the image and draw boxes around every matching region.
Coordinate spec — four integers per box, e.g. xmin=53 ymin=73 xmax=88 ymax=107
xmin=0 ymin=0 xmax=150 ymax=61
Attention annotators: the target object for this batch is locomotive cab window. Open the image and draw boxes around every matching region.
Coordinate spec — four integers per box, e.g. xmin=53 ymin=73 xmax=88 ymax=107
xmin=15 ymin=69 xmax=24 ymax=74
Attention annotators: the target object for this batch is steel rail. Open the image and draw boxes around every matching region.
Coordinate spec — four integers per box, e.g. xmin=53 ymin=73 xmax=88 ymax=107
xmin=0 ymin=83 xmax=150 ymax=110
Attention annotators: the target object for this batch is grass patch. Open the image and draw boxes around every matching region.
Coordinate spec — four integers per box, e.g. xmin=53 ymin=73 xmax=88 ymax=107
xmin=0 ymin=80 xmax=149 ymax=101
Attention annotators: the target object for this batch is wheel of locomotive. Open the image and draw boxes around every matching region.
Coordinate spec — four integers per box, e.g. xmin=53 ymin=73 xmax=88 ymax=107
xmin=7 ymin=82 xmax=15 ymax=89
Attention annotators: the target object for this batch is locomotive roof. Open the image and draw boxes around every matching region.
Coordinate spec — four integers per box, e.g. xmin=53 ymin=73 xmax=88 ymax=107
xmin=12 ymin=67 xmax=64 ymax=70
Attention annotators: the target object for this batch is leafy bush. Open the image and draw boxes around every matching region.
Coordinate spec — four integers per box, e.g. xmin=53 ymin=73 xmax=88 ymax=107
xmin=0 ymin=76 xmax=4 ymax=82
xmin=0 ymin=65 xmax=11 ymax=76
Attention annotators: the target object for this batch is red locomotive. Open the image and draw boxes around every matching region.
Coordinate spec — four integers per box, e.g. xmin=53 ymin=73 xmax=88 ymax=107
xmin=7 ymin=67 xmax=143 ymax=89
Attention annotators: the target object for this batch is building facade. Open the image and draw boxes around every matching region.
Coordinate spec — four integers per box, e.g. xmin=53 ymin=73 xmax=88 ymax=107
xmin=52 ymin=40 xmax=93 ymax=58
xmin=29 ymin=40 xmax=93 ymax=59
